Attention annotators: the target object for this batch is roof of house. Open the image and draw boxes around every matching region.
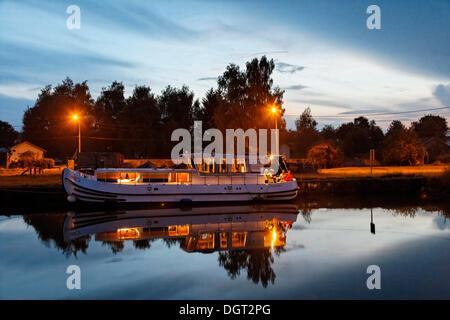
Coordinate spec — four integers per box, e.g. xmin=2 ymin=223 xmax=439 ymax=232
xmin=11 ymin=141 xmax=46 ymax=153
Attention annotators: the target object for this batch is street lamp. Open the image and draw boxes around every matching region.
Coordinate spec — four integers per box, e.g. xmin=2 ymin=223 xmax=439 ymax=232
xmin=270 ymin=106 xmax=278 ymax=154
xmin=72 ymin=114 xmax=81 ymax=153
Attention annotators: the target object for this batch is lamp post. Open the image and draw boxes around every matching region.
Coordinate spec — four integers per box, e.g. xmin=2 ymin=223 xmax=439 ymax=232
xmin=271 ymin=106 xmax=278 ymax=154
xmin=72 ymin=114 xmax=81 ymax=153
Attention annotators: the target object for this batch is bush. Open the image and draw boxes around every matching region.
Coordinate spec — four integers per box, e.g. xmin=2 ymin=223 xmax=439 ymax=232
xmin=307 ymin=141 xmax=344 ymax=169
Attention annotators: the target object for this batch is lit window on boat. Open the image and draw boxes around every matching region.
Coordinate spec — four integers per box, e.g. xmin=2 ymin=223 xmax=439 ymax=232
xmin=219 ymin=232 xmax=228 ymax=248
xmin=117 ymin=228 xmax=141 ymax=240
xmin=197 ymin=233 xmax=214 ymax=249
xmin=118 ymin=172 xmax=138 ymax=184
xmin=168 ymin=225 xmax=190 ymax=236
xmin=231 ymin=232 xmax=247 ymax=247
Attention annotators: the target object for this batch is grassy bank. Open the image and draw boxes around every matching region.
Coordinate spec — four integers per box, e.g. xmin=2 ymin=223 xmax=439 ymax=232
xmin=314 ymin=164 xmax=449 ymax=178
xmin=0 ymin=174 xmax=62 ymax=188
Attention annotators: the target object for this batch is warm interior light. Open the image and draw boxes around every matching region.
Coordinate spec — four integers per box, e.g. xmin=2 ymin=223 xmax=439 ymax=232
xmin=271 ymin=107 xmax=276 ymax=113
xmin=72 ymin=115 xmax=78 ymax=120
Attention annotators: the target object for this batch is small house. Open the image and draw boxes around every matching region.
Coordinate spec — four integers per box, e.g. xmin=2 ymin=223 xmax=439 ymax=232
xmin=8 ymin=141 xmax=46 ymax=164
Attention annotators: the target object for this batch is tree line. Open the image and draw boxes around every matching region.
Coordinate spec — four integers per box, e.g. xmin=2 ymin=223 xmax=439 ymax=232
xmin=1 ymin=56 xmax=284 ymax=159
xmin=287 ymin=107 xmax=448 ymax=167
xmin=0 ymin=55 xmax=448 ymax=166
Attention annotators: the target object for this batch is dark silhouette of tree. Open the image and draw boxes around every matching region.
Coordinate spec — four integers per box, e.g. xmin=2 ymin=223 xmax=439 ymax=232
xmin=0 ymin=120 xmax=19 ymax=148
xmin=412 ymin=115 xmax=448 ymax=140
xmin=294 ymin=107 xmax=320 ymax=157
xmin=194 ymin=88 xmax=222 ymax=129
xmin=382 ymin=120 xmax=426 ymax=165
xmin=92 ymin=81 xmax=127 ymax=153
xmin=22 ymin=78 xmax=95 ymax=158
xmin=218 ymin=249 xmax=276 ymax=287
xmin=157 ymin=85 xmax=197 ymax=156
xmin=214 ymin=56 xmax=285 ymax=132
xmin=123 ymin=85 xmax=161 ymax=157
xmin=320 ymin=125 xmax=336 ymax=141
xmin=336 ymin=117 xmax=384 ymax=157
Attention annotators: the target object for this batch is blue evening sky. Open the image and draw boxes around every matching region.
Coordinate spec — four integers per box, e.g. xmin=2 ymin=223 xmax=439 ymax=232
xmin=0 ymin=0 xmax=449 ymax=130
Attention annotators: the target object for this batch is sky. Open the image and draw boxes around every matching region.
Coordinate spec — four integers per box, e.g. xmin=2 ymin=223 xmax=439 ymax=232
xmin=0 ymin=0 xmax=449 ymax=130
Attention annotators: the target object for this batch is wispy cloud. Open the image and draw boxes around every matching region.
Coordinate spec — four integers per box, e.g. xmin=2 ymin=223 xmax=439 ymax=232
xmin=197 ymin=77 xmax=217 ymax=81
xmin=275 ymin=62 xmax=305 ymax=74
xmin=284 ymin=84 xmax=308 ymax=90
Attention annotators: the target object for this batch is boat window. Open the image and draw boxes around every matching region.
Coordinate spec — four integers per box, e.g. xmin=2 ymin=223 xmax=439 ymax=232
xmin=168 ymin=225 xmax=190 ymax=236
xmin=231 ymin=232 xmax=247 ymax=248
xmin=118 ymin=172 xmax=138 ymax=183
xmin=170 ymin=172 xmax=191 ymax=183
xmin=219 ymin=232 xmax=228 ymax=248
xmin=97 ymin=172 xmax=120 ymax=182
xmin=196 ymin=233 xmax=214 ymax=249
xmin=143 ymin=172 xmax=169 ymax=183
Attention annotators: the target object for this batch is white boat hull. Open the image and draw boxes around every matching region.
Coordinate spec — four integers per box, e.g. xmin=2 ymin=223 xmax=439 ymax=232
xmin=62 ymin=168 xmax=299 ymax=203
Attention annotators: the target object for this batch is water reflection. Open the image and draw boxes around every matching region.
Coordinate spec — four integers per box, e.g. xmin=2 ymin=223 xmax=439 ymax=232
xmin=60 ymin=204 xmax=297 ymax=287
xmin=6 ymin=202 xmax=449 ymax=297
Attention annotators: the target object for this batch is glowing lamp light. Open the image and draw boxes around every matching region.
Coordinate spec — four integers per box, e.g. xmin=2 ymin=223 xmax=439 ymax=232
xmin=72 ymin=114 xmax=78 ymax=120
xmin=271 ymin=107 xmax=276 ymax=113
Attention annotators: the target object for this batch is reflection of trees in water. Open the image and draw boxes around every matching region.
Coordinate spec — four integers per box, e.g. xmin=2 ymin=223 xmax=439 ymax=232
xmin=218 ymin=248 xmax=280 ymax=288
xmin=22 ymin=214 xmax=90 ymax=257
xmin=163 ymin=238 xmax=183 ymax=248
xmin=102 ymin=241 xmax=124 ymax=254
xmin=392 ymin=207 xmax=418 ymax=217
xmin=300 ymin=208 xmax=312 ymax=223
xmin=133 ymin=239 xmax=152 ymax=250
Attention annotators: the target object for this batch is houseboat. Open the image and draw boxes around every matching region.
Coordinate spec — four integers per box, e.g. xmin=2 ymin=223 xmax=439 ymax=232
xmin=62 ymin=155 xmax=299 ymax=203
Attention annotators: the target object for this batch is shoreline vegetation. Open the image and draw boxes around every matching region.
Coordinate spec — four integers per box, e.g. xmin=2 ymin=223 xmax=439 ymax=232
xmin=0 ymin=165 xmax=448 ymax=209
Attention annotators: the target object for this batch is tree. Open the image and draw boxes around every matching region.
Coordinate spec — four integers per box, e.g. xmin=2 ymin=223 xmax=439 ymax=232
xmin=92 ymin=81 xmax=127 ymax=153
xmin=194 ymin=88 xmax=222 ymax=129
xmin=382 ymin=121 xmax=426 ymax=165
xmin=159 ymin=85 xmax=196 ymax=131
xmin=157 ymin=85 xmax=197 ymax=156
xmin=336 ymin=117 xmax=383 ymax=157
xmin=123 ymin=85 xmax=160 ymax=157
xmin=294 ymin=107 xmax=319 ymax=157
xmin=307 ymin=141 xmax=344 ymax=169
xmin=412 ymin=115 xmax=448 ymax=140
xmin=22 ymin=78 xmax=95 ymax=158
xmin=320 ymin=125 xmax=336 ymax=141
xmin=214 ymin=56 xmax=285 ymax=132
xmin=0 ymin=120 xmax=19 ymax=148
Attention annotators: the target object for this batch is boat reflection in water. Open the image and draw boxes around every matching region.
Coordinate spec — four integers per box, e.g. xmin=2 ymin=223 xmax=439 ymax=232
xmin=63 ymin=204 xmax=299 ymax=286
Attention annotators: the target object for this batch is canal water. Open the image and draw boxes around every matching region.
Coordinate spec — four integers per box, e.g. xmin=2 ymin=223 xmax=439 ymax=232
xmin=0 ymin=199 xmax=449 ymax=299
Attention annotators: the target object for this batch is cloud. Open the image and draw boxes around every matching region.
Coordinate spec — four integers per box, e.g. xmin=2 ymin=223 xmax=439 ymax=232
xmin=197 ymin=77 xmax=217 ymax=81
xmin=247 ymin=50 xmax=288 ymax=57
xmin=433 ymin=84 xmax=450 ymax=106
xmin=284 ymin=84 xmax=308 ymax=90
xmin=275 ymin=62 xmax=305 ymax=74
xmin=291 ymin=98 xmax=350 ymax=110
